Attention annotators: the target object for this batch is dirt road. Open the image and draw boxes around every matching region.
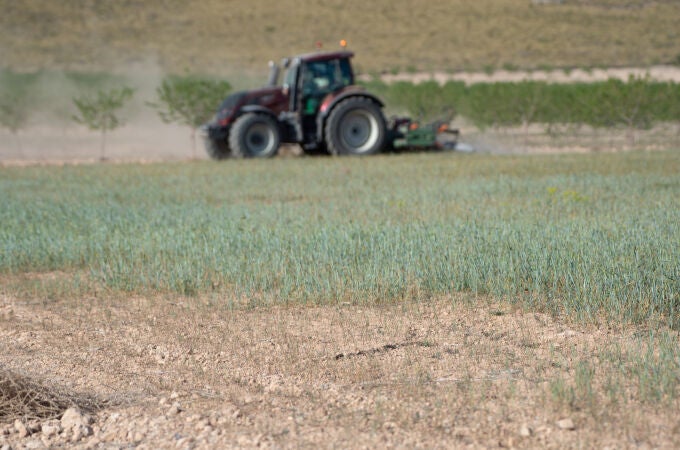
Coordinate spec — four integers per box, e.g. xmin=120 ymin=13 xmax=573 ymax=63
xmin=371 ymin=65 xmax=680 ymax=85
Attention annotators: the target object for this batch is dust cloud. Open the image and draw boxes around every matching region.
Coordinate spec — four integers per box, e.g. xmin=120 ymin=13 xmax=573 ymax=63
xmin=0 ymin=59 xmax=252 ymax=164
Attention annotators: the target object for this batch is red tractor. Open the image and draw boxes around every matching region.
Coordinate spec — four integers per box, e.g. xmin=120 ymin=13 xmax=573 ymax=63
xmin=203 ymin=50 xmax=462 ymax=158
xmin=203 ymin=50 xmax=389 ymax=158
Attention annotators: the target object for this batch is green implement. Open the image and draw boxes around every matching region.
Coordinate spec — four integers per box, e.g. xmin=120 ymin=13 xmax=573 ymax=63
xmin=388 ymin=117 xmax=460 ymax=151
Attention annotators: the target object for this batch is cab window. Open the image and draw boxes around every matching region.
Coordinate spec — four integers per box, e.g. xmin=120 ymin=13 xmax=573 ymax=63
xmin=302 ymin=58 xmax=353 ymax=97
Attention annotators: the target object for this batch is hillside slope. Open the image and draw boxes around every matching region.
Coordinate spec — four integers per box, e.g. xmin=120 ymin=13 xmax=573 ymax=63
xmin=1 ymin=0 xmax=679 ymax=74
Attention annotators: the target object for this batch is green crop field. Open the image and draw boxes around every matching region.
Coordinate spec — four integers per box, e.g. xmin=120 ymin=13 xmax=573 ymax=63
xmin=2 ymin=0 xmax=680 ymax=74
xmin=2 ymin=151 xmax=678 ymax=327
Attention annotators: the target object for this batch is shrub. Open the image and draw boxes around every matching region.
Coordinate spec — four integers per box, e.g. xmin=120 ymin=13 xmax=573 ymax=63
xmin=0 ymin=71 xmax=37 ymax=150
xmin=148 ymin=75 xmax=232 ymax=158
xmin=72 ymin=86 xmax=134 ymax=160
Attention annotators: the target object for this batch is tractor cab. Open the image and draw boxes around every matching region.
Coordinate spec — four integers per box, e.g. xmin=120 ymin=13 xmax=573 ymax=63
xmin=277 ymin=51 xmax=355 ymax=115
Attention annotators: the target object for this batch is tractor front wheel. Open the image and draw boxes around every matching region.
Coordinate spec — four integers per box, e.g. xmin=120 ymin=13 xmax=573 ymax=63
xmin=324 ymin=97 xmax=386 ymax=156
xmin=229 ymin=113 xmax=281 ymax=158
xmin=203 ymin=136 xmax=232 ymax=160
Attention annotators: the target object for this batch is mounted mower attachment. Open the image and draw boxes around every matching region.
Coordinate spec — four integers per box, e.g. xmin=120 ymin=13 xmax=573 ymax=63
xmin=388 ymin=117 xmax=460 ymax=151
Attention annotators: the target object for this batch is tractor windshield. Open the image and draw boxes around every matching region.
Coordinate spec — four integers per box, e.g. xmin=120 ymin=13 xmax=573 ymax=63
xmin=302 ymin=58 xmax=353 ymax=95
xmin=297 ymin=58 xmax=353 ymax=115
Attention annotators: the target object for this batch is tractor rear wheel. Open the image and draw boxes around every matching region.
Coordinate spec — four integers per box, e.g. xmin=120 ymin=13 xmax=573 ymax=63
xmin=324 ymin=97 xmax=386 ymax=156
xmin=229 ymin=113 xmax=281 ymax=158
xmin=203 ymin=136 xmax=231 ymax=160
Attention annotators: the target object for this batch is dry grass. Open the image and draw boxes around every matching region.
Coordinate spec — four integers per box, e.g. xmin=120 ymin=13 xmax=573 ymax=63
xmin=0 ymin=368 xmax=105 ymax=423
xmin=1 ymin=0 xmax=679 ymax=74
xmin=1 ymin=278 xmax=679 ymax=448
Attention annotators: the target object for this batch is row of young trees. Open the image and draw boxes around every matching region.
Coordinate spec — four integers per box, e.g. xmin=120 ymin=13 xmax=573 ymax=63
xmin=366 ymin=76 xmax=680 ymax=141
xmin=0 ymin=74 xmax=232 ymax=160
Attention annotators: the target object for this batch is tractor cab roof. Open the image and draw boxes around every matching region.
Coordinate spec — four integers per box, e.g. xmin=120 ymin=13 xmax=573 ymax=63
xmin=292 ymin=51 xmax=354 ymax=64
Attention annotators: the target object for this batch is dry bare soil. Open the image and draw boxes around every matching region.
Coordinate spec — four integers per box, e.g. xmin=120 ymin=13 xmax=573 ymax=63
xmin=2 ymin=120 xmax=678 ymax=166
xmin=2 ymin=284 xmax=679 ymax=449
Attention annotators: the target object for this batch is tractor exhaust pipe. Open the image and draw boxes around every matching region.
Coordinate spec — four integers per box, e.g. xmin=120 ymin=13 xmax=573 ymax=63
xmin=266 ymin=61 xmax=280 ymax=87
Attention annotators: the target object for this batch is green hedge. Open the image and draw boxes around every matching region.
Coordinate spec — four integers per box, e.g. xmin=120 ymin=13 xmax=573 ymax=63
xmin=362 ymin=77 xmax=680 ymax=129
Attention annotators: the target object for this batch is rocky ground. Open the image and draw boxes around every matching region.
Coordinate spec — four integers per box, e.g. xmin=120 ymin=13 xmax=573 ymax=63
xmin=1 ymin=285 xmax=679 ymax=449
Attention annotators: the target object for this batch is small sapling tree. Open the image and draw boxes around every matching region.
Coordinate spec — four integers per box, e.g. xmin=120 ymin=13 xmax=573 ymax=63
xmin=504 ymin=81 xmax=551 ymax=144
xmin=591 ymin=75 xmax=661 ymax=146
xmin=388 ymin=81 xmax=458 ymax=123
xmin=0 ymin=69 xmax=36 ymax=153
xmin=72 ymin=86 xmax=134 ymax=160
xmin=0 ymin=91 xmax=31 ymax=152
xmin=148 ymin=75 xmax=231 ymax=158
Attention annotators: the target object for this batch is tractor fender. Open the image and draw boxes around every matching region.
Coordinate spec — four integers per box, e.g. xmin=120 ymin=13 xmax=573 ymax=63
xmin=238 ymin=105 xmax=278 ymax=119
xmin=316 ymin=88 xmax=385 ymax=142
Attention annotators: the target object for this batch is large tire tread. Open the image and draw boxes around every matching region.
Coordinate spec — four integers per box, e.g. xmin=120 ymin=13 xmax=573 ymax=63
xmin=229 ymin=113 xmax=281 ymax=158
xmin=324 ymin=97 xmax=386 ymax=156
